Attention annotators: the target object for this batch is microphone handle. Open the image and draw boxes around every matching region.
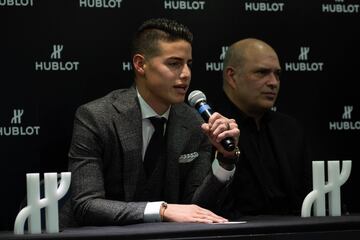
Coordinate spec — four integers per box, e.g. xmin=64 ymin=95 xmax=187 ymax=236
xmin=222 ymin=138 xmax=235 ymax=151
xmin=196 ymin=101 xmax=212 ymax=121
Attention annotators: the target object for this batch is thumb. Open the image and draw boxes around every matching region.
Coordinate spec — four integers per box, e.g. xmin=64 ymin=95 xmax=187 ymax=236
xmin=201 ymin=123 xmax=209 ymax=133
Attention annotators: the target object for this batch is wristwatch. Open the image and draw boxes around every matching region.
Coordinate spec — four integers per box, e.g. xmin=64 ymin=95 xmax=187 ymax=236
xmin=216 ymin=146 xmax=240 ymax=165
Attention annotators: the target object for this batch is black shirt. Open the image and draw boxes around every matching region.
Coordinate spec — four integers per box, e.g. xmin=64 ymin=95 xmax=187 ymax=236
xmin=214 ymin=91 xmax=298 ymax=218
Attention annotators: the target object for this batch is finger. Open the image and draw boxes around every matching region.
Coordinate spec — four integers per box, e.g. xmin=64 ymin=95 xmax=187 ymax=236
xmin=210 ymin=117 xmax=236 ymax=133
xmin=216 ymin=121 xmax=238 ymax=137
xmin=216 ymin=128 xmax=239 ymax=143
xmin=212 ymin=121 xmax=235 ymax=139
xmin=201 ymin=123 xmax=209 ymax=132
xmin=195 ymin=208 xmax=228 ymax=222
xmin=206 ymin=215 xmax=228 ymax=223
xmin=203 ymin=210 xmax=228 ymax=221
xmin=194 ymin=213 xmax=227 ymax=224
xmin=225 ymin=120 xmax=237 ymax=130
xmin=191 ymin=217 xmax=214 ymax=224
xmin=208 ymin=113 xmax=223 ymax=129
xmin=210 ymin=119 xmax=229 ymax=134
xmin=209 ymin=119 xmax=224 ymax=132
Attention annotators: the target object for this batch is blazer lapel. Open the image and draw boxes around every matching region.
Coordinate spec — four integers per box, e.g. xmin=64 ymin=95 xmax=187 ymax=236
xmin=164 ymin=105 xmax=190 ymax=202
xmin=112 ymin=88 xmax=143 ymax=201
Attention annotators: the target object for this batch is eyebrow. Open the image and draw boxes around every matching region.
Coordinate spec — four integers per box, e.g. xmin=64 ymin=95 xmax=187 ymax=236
xmin=166 ymin=56 xmax=192 ymax=63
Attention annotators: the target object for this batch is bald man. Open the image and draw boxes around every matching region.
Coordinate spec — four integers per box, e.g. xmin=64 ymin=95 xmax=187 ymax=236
xmin=214 ymin=38 xmax=311 ymax=218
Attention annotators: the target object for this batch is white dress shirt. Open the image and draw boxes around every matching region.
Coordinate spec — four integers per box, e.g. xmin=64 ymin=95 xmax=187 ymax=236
xmin=136 ymin=89 xmax=234 ymax=222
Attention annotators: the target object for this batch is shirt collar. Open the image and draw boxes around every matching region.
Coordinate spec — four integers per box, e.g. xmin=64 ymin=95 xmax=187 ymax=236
xmin=219 ymin=90 xmax=271 ymax=129
xmin=136 ymin=88 xmax=170 ymax=120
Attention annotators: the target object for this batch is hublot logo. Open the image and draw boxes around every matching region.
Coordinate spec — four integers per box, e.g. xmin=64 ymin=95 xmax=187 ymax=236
xmin=205 ymin=46 xmax=228 ymax=72
xmin=329 ymin=105 xmax=360 ymax=130
xmin=0 ymin=109 xmax=40 ymax=136
xmin=79 ymin=0 xmax=123 ymax=8
xmin=164 ymin=0 xmax=205 ymax=10
xmin=322 ymin=0 xmax=359 ymax=14
xmin=244 ymin=1 xmax=285 ymax=12
xmin=35 ymin=44 xmax=79 ymax=71
xmin=285 ymin=46 xmax=324 ymax=72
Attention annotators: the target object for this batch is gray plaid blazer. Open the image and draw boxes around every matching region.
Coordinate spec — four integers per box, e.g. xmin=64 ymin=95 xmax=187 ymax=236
xmin=61 ymin=87 xmax=226 ymax=226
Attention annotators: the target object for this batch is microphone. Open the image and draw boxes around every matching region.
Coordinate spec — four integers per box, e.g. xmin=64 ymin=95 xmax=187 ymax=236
xmin=188 ymin=90 xmax=235 ymax=152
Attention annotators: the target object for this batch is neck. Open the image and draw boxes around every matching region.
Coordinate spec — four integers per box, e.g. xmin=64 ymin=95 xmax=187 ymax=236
xmin=136 ymin=84 xmax=170 ymax=115
xmin=224 ymin=88 xmax=264 ymax=130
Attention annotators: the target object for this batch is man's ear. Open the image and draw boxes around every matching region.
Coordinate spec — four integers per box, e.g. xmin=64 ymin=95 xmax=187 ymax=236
xmin=133 ymin=54 xmax=145 ymax=75
xmin=225 ymin=67 xmax=237 ymax=89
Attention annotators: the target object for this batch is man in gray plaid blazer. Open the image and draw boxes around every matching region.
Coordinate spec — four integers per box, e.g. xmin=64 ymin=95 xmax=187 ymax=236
xmin=61 ymin=18 xmax=240 ymax=226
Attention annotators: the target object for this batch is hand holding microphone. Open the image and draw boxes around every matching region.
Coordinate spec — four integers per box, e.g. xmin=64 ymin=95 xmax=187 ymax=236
xmin=188 ymin=90 xmax=240 ymax=164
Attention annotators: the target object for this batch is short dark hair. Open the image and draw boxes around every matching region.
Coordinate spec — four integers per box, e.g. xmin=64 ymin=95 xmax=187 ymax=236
xmin=131 ymin=18 xmax=193 ymax=58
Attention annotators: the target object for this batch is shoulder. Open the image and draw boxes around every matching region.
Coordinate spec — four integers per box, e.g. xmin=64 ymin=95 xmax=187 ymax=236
xmin=74 ymin=88 xmax=134 ymax=123
xmin=269 ymin=111 xmax=297 ymax=123
xmin=77 ymin=88 xmax=131 ymax=112
xmin=268 ymin=111 xmax=305 ymax=134
xmin=172 ymin=102 xmax=204 ymax=125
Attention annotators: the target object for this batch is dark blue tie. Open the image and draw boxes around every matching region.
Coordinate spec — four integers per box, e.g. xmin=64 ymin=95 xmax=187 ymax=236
xmin=144 ymin=117 xmax=166 ymax=177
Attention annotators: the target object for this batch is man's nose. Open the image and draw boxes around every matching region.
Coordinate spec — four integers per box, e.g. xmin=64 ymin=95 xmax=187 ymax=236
xmin=267 ymin=72 xmax=279 ymax=88
xmin=180 ymin=64 xmax=191 ymax=79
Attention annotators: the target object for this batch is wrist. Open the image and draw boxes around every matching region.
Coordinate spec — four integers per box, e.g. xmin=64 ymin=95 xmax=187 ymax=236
xmin=216 ymin=146 xmax=240 ymax=165
xmin=218 ymin=160 xmax=235 ymax=170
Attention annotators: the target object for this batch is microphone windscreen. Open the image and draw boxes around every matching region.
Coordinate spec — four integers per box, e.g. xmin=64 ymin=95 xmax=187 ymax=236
xmin=188 ymin=90 xmax=207 ymax=107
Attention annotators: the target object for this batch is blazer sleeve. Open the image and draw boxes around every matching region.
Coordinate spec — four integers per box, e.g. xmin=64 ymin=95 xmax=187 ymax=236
xmin=178 ymin=113 xmax=229 ymax=211
xmin=68 ymin=105 xmax=146 ymax=226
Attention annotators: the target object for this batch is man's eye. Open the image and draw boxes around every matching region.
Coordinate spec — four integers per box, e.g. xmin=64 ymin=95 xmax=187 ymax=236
xmin=275 ymin=70 xmax=282 ymax=77
xmin=168 ymin=62 xmax=180 ymax=67
xmin=257 ymin=69 xmax=268 ymax=75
